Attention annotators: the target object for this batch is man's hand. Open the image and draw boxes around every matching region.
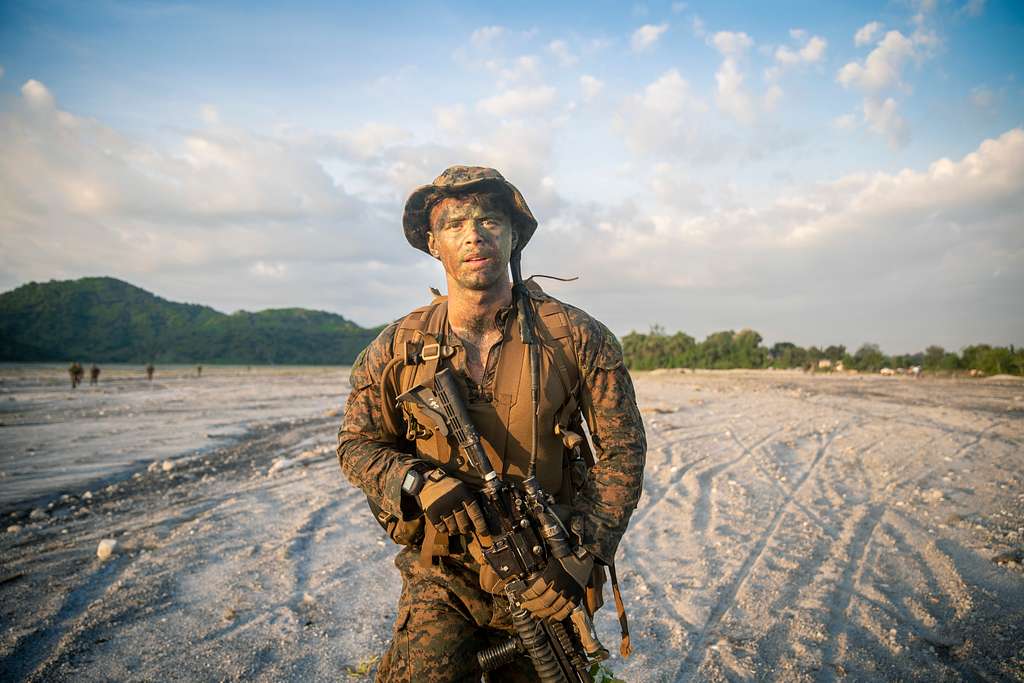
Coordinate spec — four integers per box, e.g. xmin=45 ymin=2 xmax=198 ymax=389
xmin=417 ymin=469 xmax=487 ymax=536
xmin=519 ymin=555 xmax=592 ymax=622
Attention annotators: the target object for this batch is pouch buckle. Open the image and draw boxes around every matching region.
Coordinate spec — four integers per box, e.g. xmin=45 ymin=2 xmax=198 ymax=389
xmin=421 ymin=343 xmax=441 ymax=361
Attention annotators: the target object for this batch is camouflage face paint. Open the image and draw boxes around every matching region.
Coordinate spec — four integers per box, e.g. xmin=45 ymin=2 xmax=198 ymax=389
xmin=427 ymin=195 xmax=515 ymax=293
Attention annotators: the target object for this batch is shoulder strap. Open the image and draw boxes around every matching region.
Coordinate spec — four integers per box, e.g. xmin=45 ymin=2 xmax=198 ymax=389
xmin=393 ymin=292 xmax=449 ymax=360
xmin=380 ymin=294 xmax=449 ymax=439
xmin=524 ymin=281 xmax=580 ymax=390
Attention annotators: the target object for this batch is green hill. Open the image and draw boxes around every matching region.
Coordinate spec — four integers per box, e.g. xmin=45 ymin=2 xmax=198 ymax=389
xmin=0 ymin=277 xmax=383 ymax=364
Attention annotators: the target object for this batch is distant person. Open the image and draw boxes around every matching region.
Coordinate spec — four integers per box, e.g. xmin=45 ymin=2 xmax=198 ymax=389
xmin=68 ymin=361 xmax=83 ymax=389
xmin=196 ymin=364 xmax=203 ymax=378
xmin=89 ymin=364 xmax=100 ymax=385
xmin=146 ymin=363 xmax=155 ymax=381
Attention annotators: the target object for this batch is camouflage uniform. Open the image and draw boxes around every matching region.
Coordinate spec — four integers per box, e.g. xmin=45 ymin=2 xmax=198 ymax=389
xmin=337 ymin=293 xmax=646 ymax=681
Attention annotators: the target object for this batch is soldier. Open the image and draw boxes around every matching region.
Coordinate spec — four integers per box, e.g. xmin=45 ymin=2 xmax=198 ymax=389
xmin=68 ymin=361 xmax=83 ymax=389
xmin=196 ymin=364 xmax=203 ymax=378
xmin=337 ymin=166 xmax=646 ymax=681
xmin=145 ymin=363 xmax=155 ymax=381
xmin=89 ymin=364 xmax=100 ymax=385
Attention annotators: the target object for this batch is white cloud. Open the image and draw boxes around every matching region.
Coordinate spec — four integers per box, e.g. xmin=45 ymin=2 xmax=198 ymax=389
xmin=199 ymin=104 xmax=220 ymax=125
xmin=711 ymin=30 xmax=752 ymax=58
xmin=471 ymin=25 xmax=504 ymax=48
xmin=615 ymin=69 xmax=711 ymax=157
xmin=715 ymin=58 xmax=755 ymax=123
xmin=492 ymin=55 xmax=543 ymax=86
xmin=332 ymin=122 xmax=412 ymax=159
xmin=789 ymin=28 xmax=807 ymax=41
xmin=837 ymin=30 xmax=916 ymax=92
xmin=832 ymin=113 xmax=858 ymax=130
xmin=912 ymin=0 xmax=937 ymax=26
xmin=671 ymin=2 xmax=687 ymax=14
xmin=959 ymin=0 xmax=986 ymax=17
xmin=631 ymin=23 xmax=669 ymax=52
xmin=773 ymin=34 xmax=827 ymax=69
xmin=634 ymin=69 xmax=696 ymax=116
xmin=249 ymin=261 xmax=287 ymax=278
xmin=710 ymin=32 xmax=755 ymax=124
xmin=799 ymin=36 xmax=827 ymax=62
xmin=854 ymin=21 xmax=883 ymax=47
xmin=970 ymin=85 xmax=996 ymax=109
xmin=0 ymin=79 xmax=419 ymax=315
xmin=691 ymin=16 xmax=706 ymax=38
xmin=477 ymin=86 xmax=558 ymax=117
xmin=433 ymin=104 xmax=467 ymax=134
xmin=837 ymin=25 xmax=939 ymax=146
xmin=763 ymin=84 xmax=783 ymax=111
xmin=649 ymin=163 xmax=707 ymax=213
xmin=2 ymin=78 xmax=1020 ymax=350
xmin=863 ymin=97 xmax=910 ymax=148
xmin=547 ymin=40 xmax=578 ymax=67
xmin=533 ymin=129 xmax=1024 ymax=350
xmin=21 ymin=79 xmax=56 ymax=110
xmin=0 ymin=79 xmax=575 ymax=324
xmin=580 ymin=75 xmax=604 ymax=102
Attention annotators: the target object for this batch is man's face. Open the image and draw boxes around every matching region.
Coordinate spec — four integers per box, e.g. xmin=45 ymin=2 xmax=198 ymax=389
xmin=427 ymin=195 xmax=516 ymax=291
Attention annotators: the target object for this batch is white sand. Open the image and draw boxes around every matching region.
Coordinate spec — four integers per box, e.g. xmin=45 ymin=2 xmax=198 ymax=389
xmin=1 ymin=367 xmax=1021 ymax=681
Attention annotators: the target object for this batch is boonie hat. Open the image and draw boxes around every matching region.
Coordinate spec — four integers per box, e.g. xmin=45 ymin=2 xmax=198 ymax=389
xmin=403 ymin=165 xmax=537 ymax=255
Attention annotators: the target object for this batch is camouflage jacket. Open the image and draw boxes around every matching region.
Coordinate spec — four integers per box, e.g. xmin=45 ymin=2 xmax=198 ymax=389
xmin=336 ymin=292 xmax=646 ymax=564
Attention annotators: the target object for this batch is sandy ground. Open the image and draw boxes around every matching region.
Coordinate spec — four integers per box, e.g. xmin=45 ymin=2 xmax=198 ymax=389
xmin=0 ymin=366 xmax=1022 ymax=682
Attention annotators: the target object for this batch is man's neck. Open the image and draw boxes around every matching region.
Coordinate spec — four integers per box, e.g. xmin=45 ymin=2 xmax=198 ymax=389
xmin=445 ymin=276 xmax=513 ymax=341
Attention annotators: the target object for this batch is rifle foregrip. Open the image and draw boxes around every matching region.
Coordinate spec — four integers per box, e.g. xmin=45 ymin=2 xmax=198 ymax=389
xmin=434 ymin=368 xmax=496 ymax=479
xmin=433 ymin=370 xmax=473 ymax=431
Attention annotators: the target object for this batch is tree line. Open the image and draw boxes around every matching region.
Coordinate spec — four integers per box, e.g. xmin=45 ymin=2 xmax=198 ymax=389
xmin=621 ymin=326 xmax=1024 ymax=376
xmin=0 ymin=277 xmax=381 ymax=364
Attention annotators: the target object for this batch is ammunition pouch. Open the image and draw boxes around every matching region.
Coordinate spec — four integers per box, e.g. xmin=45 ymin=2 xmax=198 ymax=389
xmin=366 ymin=495 xmax=424 ymax=547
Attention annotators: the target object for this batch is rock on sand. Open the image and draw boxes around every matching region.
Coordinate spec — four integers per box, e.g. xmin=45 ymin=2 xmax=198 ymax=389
xmin=97 ymin=538 xmax=118 ymax=560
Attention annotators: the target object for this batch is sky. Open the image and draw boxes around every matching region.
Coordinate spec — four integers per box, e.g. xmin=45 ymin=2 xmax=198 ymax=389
xmin=0 ymin=0 xmax=1022 ymax=354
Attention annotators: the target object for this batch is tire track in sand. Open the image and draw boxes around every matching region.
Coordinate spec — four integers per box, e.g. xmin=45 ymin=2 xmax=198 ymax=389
xmin=690 ymin=425 xmax=785 ymax=535
xmin=818 ymin=503 xmax=885 ymax=682
xmin=673 ymin=422 xmax=846 ymax=682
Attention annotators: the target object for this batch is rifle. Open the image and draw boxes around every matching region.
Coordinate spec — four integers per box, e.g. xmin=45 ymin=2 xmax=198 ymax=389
xmin=398 ymin=368 xmax=609 ymax=683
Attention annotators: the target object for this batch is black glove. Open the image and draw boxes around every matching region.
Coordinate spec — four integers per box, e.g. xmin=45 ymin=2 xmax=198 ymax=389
xmin=416 ymin=469 xmax=487 ymax=536
xmin=519 ymin=554 xmax=592 ymax=622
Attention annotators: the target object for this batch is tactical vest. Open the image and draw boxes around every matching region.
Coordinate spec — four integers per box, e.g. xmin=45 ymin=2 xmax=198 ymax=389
xmin=369 ymin=282 xmax=631 ymax=654
xmin=386 ymin=282 xmax=589 ymax=503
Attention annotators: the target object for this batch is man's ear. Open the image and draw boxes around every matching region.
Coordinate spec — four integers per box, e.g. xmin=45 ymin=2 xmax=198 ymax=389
xmin=427 ymin=231 xmax=439 ymax=258
xmin=511 ymin=229 xmax=519 ymax=250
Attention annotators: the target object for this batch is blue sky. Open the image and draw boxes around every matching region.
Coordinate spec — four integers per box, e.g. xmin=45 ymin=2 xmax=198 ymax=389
xmin=1 ymin=0 xmax=1022 ymax=353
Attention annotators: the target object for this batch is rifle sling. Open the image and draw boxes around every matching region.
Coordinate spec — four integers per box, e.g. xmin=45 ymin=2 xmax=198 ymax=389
xmin=609 ymin=560 xmax=632 ymax=658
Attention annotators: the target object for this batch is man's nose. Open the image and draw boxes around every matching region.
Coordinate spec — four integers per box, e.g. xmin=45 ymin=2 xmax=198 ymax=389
xmin=463 ymin=222 xmax=486 ymax=244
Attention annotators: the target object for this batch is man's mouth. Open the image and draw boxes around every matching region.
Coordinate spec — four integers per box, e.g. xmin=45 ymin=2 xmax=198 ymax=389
xmin=463 ymin=255 xmax=491 ymax=264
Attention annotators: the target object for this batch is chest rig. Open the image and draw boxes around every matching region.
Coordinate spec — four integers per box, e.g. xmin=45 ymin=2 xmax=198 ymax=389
xmin=373 ymin=283 xmax=631 ymax=653
xmin=381 ymin=282 xmax=591 ymax=503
